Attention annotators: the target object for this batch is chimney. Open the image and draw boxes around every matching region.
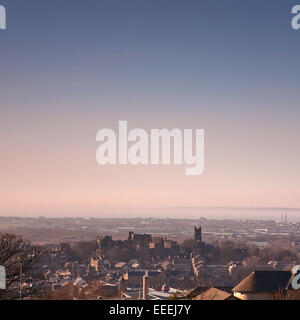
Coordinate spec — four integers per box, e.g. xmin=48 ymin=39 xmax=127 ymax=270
xmin=143 ymin=271 xmax=149 ymax=300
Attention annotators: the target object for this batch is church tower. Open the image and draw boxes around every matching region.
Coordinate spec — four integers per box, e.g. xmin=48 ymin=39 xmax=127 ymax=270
xmin=194 ymin=226 xmax=202 ymax=243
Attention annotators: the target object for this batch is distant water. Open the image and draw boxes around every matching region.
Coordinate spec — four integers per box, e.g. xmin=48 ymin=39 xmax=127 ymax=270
xmin=4 ymin=207 xmax=299 ymax=221
xmin=135 ymin=207 xmax=300 ymax=222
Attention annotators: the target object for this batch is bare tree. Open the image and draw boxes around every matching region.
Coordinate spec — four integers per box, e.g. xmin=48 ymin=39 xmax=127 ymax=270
xmin=0 ymin=233 xmax=43 ymax=297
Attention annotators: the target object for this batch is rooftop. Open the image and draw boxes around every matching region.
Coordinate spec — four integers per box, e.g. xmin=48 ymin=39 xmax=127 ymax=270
xmin=232 ymin=270 xmax=292 ymax=293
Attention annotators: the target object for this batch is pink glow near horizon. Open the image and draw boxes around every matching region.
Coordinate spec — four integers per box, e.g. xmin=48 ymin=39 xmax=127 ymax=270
xmin=1 ymin=102 xmax=300 ymax=218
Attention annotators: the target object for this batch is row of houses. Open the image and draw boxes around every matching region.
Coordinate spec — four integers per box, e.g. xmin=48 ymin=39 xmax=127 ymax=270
xmin=186 ymin=268 xmax=300 ymax=300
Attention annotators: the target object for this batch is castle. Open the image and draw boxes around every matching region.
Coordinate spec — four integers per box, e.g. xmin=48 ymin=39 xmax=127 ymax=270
xmin=96 ymin=231 xmax=179 ymax=261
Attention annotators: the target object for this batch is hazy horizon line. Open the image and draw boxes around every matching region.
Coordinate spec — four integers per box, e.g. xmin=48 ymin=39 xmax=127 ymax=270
xmin=1 ymin=206 xmax=299 ymax=221
xmin=158 ymin=206 xmax=300 ymax=211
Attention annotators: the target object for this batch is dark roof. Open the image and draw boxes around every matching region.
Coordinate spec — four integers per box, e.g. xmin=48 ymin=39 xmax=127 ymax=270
xmin=194 ymin=287 xmax=238 ymax=300
xmin=185 ymin=286 xmax=210 ymax=299
xmin=233 ymin=270 xmax=292 ymax=293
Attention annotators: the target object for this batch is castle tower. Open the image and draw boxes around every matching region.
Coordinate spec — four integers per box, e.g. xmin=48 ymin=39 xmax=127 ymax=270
xmin=194 ymin=226 xmax=202 ymax=242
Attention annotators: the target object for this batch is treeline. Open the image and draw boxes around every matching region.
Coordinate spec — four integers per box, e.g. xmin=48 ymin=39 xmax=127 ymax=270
xmin=180 ymin=238 xmax=298 ymax=265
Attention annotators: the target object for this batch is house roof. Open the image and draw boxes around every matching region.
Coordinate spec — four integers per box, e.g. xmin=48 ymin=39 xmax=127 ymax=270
xmin=194 ymin=287 xmax=237 ymax=300
xmin=233 ymin=270 xmax=292 ymax=293
xmin=185 ymin=286 xmax=232 ymax=299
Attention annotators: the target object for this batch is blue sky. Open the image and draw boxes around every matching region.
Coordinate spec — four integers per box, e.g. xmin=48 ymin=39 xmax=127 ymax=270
xmin=1 ymin=0 xmax=299 ymax=109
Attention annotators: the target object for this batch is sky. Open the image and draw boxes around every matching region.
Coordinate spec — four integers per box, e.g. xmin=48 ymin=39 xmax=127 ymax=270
xmin=0 ymin=0 xmax=300 ymax=219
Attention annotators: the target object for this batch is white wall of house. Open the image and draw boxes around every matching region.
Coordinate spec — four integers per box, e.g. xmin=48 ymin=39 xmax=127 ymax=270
xmin=233 ymin=292 xmax=274 ymax=300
